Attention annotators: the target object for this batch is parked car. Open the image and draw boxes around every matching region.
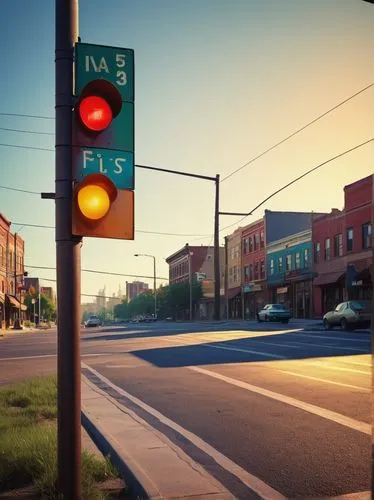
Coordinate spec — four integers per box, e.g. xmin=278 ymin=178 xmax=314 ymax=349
xmin=257 ymin=304 xmax=291 ymax=323
xmin=84 ymin=315 xmax=101 ymax=328
xmin=323 ymin=300 xmax=371 ymax=331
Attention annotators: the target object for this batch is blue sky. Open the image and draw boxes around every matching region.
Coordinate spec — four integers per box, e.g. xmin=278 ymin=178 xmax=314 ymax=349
xmin=0 ymin=0 xmax=373 ymax=299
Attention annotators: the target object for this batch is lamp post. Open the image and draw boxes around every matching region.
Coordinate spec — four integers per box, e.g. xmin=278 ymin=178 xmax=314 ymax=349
xmin=187 ymin=247 xmax=194 ymax=321
xmin=134 ymin=254 xmax=157 ymax=319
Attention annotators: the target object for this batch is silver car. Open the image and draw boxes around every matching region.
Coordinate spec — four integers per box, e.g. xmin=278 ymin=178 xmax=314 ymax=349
xmin=257 ymin=304 xmax=291 ymax=324
xmin=85 ymin=315 xmax=101 ymax=328
xmin=323 ymin=300 xmax=371 ymax=331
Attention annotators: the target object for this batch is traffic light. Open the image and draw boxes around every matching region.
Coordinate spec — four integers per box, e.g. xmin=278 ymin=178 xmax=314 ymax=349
xmin=72 ymin=43 xmax=134 ymax=240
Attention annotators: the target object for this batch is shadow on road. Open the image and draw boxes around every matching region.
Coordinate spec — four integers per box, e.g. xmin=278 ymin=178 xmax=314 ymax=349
xmin=127 ymin=332 xmax=370 ymax=368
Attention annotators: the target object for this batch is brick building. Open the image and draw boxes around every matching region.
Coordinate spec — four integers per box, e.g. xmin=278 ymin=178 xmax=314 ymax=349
xmin=312 ymin=175 xmax=373 ymax=317
xmin=225 ymin=228 xmax=243 ymax=318
xmin=166 ymin=244 xmax=225 ymax=319
xmin=0 ymin=214 xmax=27 ymax=328
xmin=126 ymin=281 xmax=149 ymax=302
xmin=241 ymin=218 xmax=266 ymax=319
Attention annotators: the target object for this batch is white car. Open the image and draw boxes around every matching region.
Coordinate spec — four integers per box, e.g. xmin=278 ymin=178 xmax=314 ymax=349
xmin=257 ymin=304 xmax=291 ymax=324
xmin=85 ymin=315 xmax=101 ymax=328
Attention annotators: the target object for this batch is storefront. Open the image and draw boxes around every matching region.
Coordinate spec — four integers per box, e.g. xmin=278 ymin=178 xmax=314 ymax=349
xmin=313 ymin=271 xmax=346 ymax=316
xmin=243 ymin=283 xmax=266 ymax=320
xmin=5 ymin=294 xmax=27 ymax=328
xmin=0 ymin=292 xmax=5 ymax=329
xmin=347 ymin=264 xmax=372 ymax=301
xmin=227 ymin=287 xmax=242 ymax=319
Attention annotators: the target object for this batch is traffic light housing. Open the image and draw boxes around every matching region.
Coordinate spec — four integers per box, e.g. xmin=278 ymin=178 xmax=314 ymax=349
xmin=72 ymin=43 xmax=134 ymax=240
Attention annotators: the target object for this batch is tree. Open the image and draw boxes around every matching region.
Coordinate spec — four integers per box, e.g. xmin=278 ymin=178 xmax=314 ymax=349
xmin=24 ymin=293 xmax=56 ymax=322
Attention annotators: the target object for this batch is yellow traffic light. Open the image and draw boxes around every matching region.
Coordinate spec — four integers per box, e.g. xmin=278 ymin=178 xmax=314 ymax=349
xmin=77 ymin=184 xmax=110 ymax=220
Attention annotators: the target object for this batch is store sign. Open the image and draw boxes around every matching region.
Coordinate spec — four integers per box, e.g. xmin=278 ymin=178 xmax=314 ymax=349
xmin=352 ymin=280 xmax=363 ymax=286
xmin=277 ymin=287 xmax=288 ymax=294
xmin=243 ymin=283 xmax=262 ymax=293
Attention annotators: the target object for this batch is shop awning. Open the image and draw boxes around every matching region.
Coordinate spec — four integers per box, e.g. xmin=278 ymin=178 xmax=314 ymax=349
xmin=6 ymin=295 xmax=27 ymax=310
xmin=227 ymin=287 xmax=241 ymax=300
xmin=313 ymin=272 xmax=345 ymax=287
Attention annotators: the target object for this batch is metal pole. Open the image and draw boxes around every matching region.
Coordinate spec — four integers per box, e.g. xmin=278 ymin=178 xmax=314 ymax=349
xmin=224 ymin=236 xmax=229 ymax=320
xmin=38 ymin=292 xmax=41 ymax=325
xmin=55 ymin=1 xmax=81 ymax=499
xmin=214 ymin=174 xmax=221 ymax=320
xmin=189 ymin=251 xmax=193 ymax=321
xmin=153 ymin=256 xmax=157 ymax=319
xmin=13 ymin=233 xmax=18 ymax=328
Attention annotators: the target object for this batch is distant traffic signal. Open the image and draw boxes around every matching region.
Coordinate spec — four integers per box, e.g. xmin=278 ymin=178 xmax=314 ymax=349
xmin=72 ymin=43 xmax=134 ymax=240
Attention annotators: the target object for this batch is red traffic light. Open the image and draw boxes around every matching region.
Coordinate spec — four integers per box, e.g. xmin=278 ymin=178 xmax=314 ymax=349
xmin=78 ymin=95 xmax=113 ymax=132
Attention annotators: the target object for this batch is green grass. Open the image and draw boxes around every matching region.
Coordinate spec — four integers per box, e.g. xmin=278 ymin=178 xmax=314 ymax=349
xmin=0 ymin=376 xmax=120 ymax=499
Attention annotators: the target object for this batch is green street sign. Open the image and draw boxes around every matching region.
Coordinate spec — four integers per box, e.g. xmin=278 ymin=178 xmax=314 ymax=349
xmin=75 ymin=43 xmax=134 ymax=102
xmin=73 ymin=147 xmax=134 ymax=190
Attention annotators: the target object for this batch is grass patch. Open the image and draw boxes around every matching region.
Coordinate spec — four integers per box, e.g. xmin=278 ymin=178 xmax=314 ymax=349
xmin=0 ymin=376 xmax=121 ymax=499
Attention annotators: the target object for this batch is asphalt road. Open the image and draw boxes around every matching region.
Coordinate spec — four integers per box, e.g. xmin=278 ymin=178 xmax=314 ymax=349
xmin=0 ymin=321 xmax=371 ymax=498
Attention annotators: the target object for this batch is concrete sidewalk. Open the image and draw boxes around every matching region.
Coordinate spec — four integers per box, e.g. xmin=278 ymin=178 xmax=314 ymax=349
xmin=81 ymin=374 xmax=235 ymax=500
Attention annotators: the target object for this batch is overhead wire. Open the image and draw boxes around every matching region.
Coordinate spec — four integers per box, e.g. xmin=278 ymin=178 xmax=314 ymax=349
xmin=220 ymin=82 xmax=374 ymax=183
xmin=219 ymin=137 xmax=374 ymax=233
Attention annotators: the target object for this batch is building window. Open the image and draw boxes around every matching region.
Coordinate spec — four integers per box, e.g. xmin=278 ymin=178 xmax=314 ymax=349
xmin=254 ymin=262 xmax=259 ymax=280
xmin=260 ymin=260 xmax=265 ymax=279
xmin=243 ymin=238 xmax=249 ymax=255
xmin=304 ymin=248 xmax=309 ymax=268
xmin=362 ymin=223 xmax=372 ymax=249
xmin=270 ymin=259 xmax=274 ymax=276
xmin=255 ymin=233 xmax=260 ymax=250
xmin=249 ymin=264 xmax=253 ymax=281
xmin=248 ymin=237 xmax=253 ymax=252
xmin=314 ymin=242 xmax=320 ymax=263
xmin=233 ymin=266 xmax=238 ymax=283
xmin=295 ymin=252 xmax=301 ymax=269
xmin=286 ymin=254 xmax=292 ymax=271
xmin=244 ymin=265 xmax=250 ymax=281
xmin=260 ymin=231 xmax=264 ymax=249
xmin=231 ymin=248 xmax=235 ymax=260
xmin=347 ymin=228 xmax=353 ymax=252
xmin=278 ymin=256 xmax=283 ymax=273
xmin=253 ymin=235 xmax=257 ymax=251
xmin=324 ymin=238 xmax=330 ymax=261
xmin=334 ymin=233 xmax=343 ymax=257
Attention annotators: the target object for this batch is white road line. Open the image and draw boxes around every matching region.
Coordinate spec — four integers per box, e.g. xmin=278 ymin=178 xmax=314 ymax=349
xmin=275 ymin=370 xmax=369 ymax=392
xmin=283 ymin=340 xmax=367 ymax=353
xmin=305 ymin=361 xmax=370 ymax=375
xmin=0 ymin=353 xmax=112 ymax=361
xmin=331 ymin=359 xmax=371 ymax=368
xmin=0 ymin=354 xmax=56 ymax=361
xmin=82 ymin=362 xmax=285 ymax=500
xmin=227 ymin=339 xmax=303 ymax=349
xmin=189 ymin=366 xmax=371 ymax=435
xmin=207 ymin=343 xmax=286 ymax=359
xmin=294 ymin=333 xmax=370 ymax=343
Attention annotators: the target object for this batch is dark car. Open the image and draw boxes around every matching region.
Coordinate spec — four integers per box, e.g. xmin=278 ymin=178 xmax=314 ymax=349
xmin=257 ymin=304 xmax=291 ymax=324
xmin=323 ymin=300 xmax=371 ymax=331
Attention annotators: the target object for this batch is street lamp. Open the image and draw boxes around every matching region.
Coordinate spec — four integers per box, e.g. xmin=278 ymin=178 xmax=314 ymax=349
xmin=134 ymin=254 xmax=157 ymax=320
xmin=187 ymin=247 xmax=194 ymax=321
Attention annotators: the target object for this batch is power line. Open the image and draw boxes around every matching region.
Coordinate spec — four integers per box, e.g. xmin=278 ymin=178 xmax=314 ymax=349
xmin=11 ymin=221 xmax=210 ymax=238
xmin=220 ymin=137 xmax=374 ymax=233
xmin=0 ymin=126 xmax=54 ymax=136
xmin=0 ymin=111 xmax=54 ymax=120
xmin=25 ymin=264 xmax=169 ymax=281
xmin=0 ymin=142 xmax=53 ymax=152
xmin=0 ymin=185 xmax=40 ymax=195
xmin=220 ymin=82 xmax=374 ymax=183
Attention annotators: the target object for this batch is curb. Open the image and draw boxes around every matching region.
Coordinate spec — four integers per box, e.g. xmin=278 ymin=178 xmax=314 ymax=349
xmin=81 ymin=410 xmax=148 ymax=499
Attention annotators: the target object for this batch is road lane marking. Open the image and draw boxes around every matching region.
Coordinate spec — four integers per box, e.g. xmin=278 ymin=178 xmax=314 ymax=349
xmin=293 ymin=333 xmax=370 ymax=343
xmin=0 ymin=354 xmax=57 ymax=361
xmin=305 ymin=361 xmax=370 ymax=375
xmin=0 ymin=353 xmax=112 ymax=361
xmin=82 ymin=362 xmax=285 ymax=500
xmin=189 ymin=366 xmax=371 ymax=435
xmin=275 ymin=370 xmax=369 ymax=391
xmin=207 ymin=343 xmax=286 ymax=359
xmin=282 ymin=340 xmax=367 ymax=353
